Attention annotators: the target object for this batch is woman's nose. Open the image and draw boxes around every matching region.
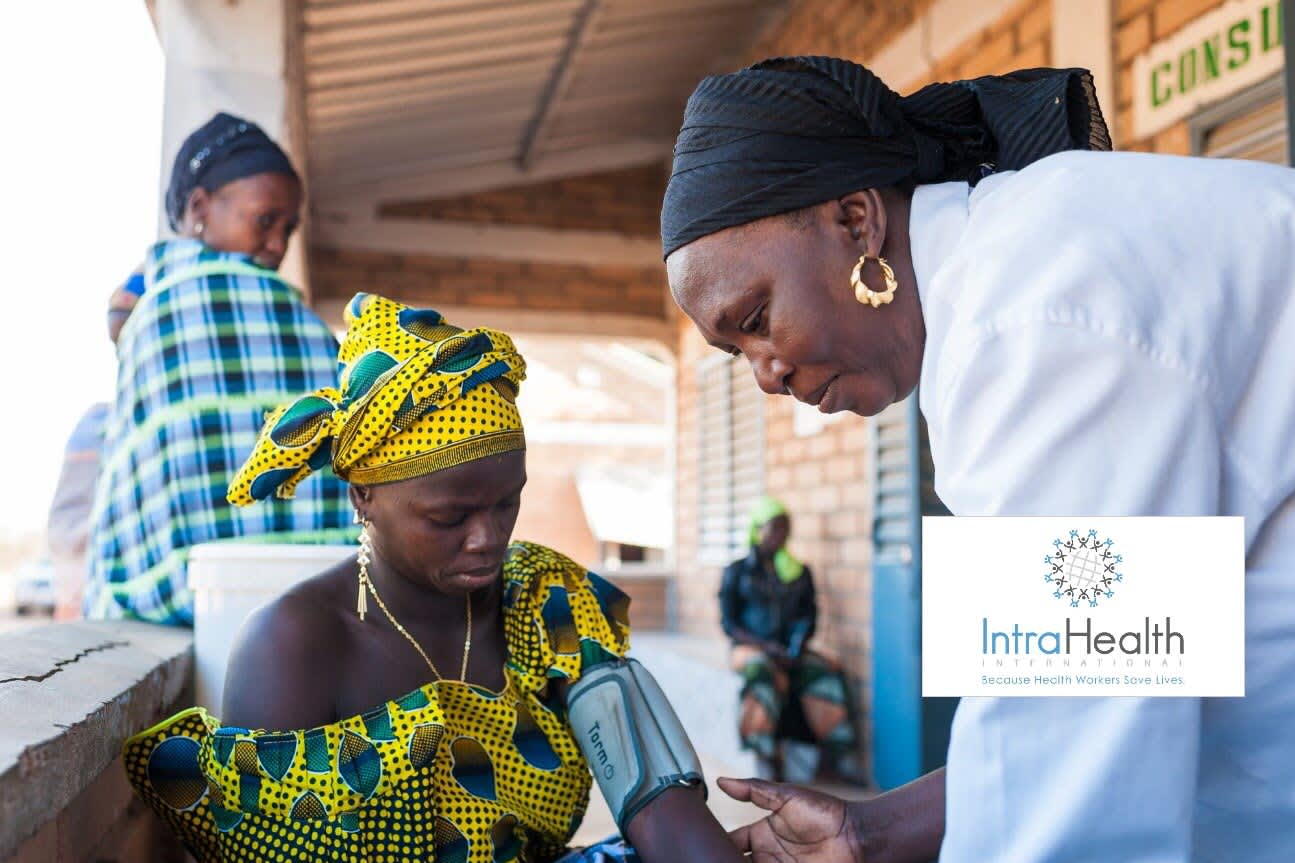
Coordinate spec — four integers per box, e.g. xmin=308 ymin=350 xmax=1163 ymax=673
xmin=463 ymin=513 xmax=504 ymax=553
xmin=750 ymin=352 xmax=793 ymax=396
xmin=264 ymin=228 xmax=288 ymax=258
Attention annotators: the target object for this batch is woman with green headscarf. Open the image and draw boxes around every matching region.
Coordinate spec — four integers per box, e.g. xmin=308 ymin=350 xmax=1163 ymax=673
xmin=718 ymin=497 xmax=857 ymax=781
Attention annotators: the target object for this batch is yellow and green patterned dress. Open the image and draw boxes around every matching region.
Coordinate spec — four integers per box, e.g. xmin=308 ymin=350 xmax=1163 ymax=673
xmin=124 ymin=542 xmax=632 ymax=863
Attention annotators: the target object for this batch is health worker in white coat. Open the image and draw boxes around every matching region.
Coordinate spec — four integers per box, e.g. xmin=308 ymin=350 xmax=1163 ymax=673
xmin=663 ymin=56 xmax=1295 ymax=863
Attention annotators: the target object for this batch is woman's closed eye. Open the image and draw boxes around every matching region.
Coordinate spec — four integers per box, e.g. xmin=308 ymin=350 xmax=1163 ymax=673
xmin=429 ymin=511 xmax=467 ymax=528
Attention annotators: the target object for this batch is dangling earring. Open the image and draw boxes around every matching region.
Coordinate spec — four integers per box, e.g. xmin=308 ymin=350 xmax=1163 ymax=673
xmin=851 ymin=254 xmax=898 ymax=308
xmin=195 ymin=221 xmax=206 ymax=240
xmin=356 ymin=515 xmax=371 ymax=621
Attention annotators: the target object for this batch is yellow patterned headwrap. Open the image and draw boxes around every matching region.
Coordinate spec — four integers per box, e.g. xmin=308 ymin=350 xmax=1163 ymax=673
xmin=228 ymin=293 xmax=526 ymax=505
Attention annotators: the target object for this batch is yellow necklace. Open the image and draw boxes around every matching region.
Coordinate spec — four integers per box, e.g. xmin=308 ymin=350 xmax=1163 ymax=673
xmin=359 ymin=566 xmax=471 ymax=683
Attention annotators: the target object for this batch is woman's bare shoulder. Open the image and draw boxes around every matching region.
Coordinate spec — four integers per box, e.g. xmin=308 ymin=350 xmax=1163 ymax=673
xmin=219 ymin=560 xmax=355 ymax=730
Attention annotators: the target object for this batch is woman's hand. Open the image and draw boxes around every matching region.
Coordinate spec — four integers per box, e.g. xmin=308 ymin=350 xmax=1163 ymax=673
xmin=720 ymin=769 xmax=948 ymax=863
xmin=718 ymin=777 xmax=864 ymax=863
xmin=761 ymin=640 xmax=795 ymax=669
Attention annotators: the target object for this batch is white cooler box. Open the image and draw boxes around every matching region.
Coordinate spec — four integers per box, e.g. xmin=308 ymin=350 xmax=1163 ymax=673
xmin=189 ymin=543 xmax=354 ymax=714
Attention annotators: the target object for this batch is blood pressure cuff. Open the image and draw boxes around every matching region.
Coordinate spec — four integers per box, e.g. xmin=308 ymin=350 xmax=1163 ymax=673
xmin=567 ymin=658 xmax=706 ymax=833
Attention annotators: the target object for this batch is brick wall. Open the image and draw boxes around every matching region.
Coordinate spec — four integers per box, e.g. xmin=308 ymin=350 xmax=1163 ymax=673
xmin=762 ymin=399 xmax=875 ymax=679
xmin=377 ymin=164 xmax=666 ymax=237
xmin=13 ymin=757 xmax=185 ymax=863
xmin=309 ymin=247 xmax=667 ymax=321
xmin=1112 ymin=0 xmax=1230 ymax=154
xmin=753 ymin=0 xmax=932 ymax=59
xmin=917 ymin=0 xmax=1052 ymax=84
xmin=756 ymin=0 xmax=1050 ymax=85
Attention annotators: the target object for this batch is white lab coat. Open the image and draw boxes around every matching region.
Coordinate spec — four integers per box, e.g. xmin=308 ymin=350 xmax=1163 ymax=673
xmin=912 ymin=151 xmax=1295 ymax=863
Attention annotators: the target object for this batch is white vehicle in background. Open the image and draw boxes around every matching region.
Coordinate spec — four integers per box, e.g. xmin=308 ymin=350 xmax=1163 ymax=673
xmin=14 ymin=558 xmax=55 ymax=616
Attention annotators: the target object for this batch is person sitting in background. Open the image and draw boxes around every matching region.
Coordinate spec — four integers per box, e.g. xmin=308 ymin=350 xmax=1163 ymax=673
xmin=47 ymin=273 xmax=143 ymax=619
xmin=124 ymin=295 xmax=741 ymax=863
xmin=719 ymin=497 xmax=857 ymax=781
xmin=85 ymin=112 xmax=353 ymax=625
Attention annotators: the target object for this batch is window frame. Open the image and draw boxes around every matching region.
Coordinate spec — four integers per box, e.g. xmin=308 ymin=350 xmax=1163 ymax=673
xmin=1189 ymin=73 xmax=1286 ymax=159
xmin=695 ymin=353 xmax=765 ymax=565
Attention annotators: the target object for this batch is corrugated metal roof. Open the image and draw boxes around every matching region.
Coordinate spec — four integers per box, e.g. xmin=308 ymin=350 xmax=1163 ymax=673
xmin=300 ymin=0 xmax=787 ymax=207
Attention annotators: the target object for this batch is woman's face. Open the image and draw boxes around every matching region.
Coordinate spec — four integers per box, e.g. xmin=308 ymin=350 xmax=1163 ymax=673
xmin=667 ymin=189 xmax=924 ymax=417
xmin=758 ymin=514 xmax=791 ymax=557
xmin=352 ymin=451 xmax=526 ymax=597
xmin=184 ymin=172 xmax=301 ymax=270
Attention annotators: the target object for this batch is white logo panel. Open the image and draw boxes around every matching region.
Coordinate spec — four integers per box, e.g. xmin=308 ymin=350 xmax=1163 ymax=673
xmin=922 ymin=517 xmax=1245 ymax=697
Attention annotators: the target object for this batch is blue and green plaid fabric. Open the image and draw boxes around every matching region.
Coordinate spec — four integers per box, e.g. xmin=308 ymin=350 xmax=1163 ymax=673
xmin=86 ymin=239 xmax=355 ymax=625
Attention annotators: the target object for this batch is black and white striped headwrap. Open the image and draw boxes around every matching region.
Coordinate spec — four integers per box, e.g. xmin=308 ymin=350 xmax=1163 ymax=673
xmin=661 ymin=56 xmax=1110 ymax=258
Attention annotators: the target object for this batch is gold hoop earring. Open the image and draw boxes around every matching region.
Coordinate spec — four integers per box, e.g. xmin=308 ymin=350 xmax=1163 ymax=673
xmin=851 ymin=254 xmax=898 ymax=308
xmin=356 ymin=517 xmax=372 ymax=621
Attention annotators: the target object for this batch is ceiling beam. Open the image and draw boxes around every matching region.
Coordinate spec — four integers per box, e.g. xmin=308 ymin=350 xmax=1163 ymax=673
xmin=311 ymin=297 xmax=673 ymax=346
xmin=313 ymin=103 xmax=535 ymax=156
xmin=314 ymin=137 xmax=671 ymax=206
xmin=314 ymin=141 xmax=524 ymax=189
xmin=519 ymin=0 xmax=604 ymax=170
xmin=312 ymin=210 xmax=662 ymax=267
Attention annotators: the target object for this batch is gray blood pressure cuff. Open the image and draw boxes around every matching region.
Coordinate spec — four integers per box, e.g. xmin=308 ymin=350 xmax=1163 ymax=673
xmin=567 ymin=658 xmax=705 ymax=833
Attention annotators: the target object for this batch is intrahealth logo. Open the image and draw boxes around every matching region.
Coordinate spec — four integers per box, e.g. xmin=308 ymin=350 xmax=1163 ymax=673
xmin=1045 ymin=529 xmax=1121 ymax=608
xmin=923 ymin=517 xmax=1245 ymax=697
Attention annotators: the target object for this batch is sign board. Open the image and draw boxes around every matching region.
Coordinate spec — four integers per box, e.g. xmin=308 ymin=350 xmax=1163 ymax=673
xmin=1132 ymin=0 xmax=1285 ymax=140
xmin=923 ymin=517 xmax=1245 ymax=697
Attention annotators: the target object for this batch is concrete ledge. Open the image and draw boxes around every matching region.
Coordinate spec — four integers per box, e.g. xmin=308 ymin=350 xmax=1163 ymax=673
xmin=0 ymin=621 xmax=193 ymax=860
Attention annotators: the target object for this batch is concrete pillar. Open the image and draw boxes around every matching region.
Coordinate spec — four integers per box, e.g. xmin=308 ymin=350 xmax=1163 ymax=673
xmin=154 ymin=0 xmax=309 ymax=289
xmin=1053 ymin=0 xmax=1117 ymax=145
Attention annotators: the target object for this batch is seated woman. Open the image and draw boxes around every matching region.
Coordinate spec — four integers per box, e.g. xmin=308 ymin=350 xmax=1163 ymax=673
xmin=124 ymin=294 xmax=740 ymax=863
xmin=86 ymin=112 xmax=353 ymax=624
xmin=720 ymin=497 xmax=858 ymax=781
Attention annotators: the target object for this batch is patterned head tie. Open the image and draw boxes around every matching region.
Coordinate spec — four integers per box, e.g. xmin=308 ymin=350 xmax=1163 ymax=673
xmin=661 ymin=56 xmax=1111 ymax=257
xmin=165 ymin=111 xmax=299 ymax=231
xmin=747 ymin=495 xmax=804 ymax=583
xmin=228 ymin=293 xmax=527 ymax=505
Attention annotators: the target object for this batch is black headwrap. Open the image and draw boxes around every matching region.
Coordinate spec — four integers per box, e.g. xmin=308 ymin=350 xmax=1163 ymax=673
xmin=661 ymin=57 xmax=1111 ymax=258
xmin=165 ymin=112 xmax=299 ymax=231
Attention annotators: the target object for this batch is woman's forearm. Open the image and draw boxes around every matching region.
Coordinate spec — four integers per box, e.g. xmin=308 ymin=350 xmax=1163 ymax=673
xmin=625 ymin=785 xmax=742 ymax=863
xmin=851 ymin=767 xmax=946 ymax=863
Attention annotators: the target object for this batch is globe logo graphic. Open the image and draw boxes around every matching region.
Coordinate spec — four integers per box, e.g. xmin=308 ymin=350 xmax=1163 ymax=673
xmin=1044 ymin=529 xmax=1122 ymax=608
